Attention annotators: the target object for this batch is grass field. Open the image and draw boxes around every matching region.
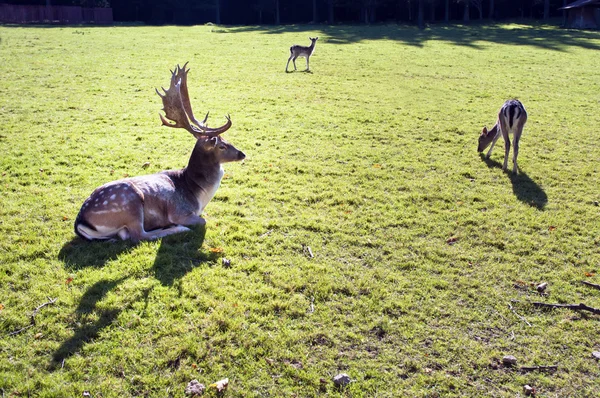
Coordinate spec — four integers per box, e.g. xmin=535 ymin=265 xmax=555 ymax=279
xmin=1 ymin=21 xmax=600 ymax=397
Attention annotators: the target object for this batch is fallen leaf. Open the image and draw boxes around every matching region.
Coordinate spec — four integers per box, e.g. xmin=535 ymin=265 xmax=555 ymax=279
xmin=209 ymin=247 xmax=224 ymax=253
xmin=585 ymin=272 xmax=595 ymax=277
xmin=142 ymin=162 xmax=150 ymax=168
xmin=34 ymin=332 xmax=43 ymax=339
xmin=446 ymin=237 xmax=458 ymax=245
xmin=373 ymin=164 xmax=381 ymax=168
xmin=123 ymin=173 xmax=129 ymax=178
xmin=110 ymin=169 xmax=115 ymax=175
xmin=265 ymin=358 xmax=275 ymax=366
xmin=210 ymin=378 xmax=228 ymax=392
xmin=548 ymin=226 xmax=556 ymax=231
xmin=62 ymin=216 xmax=69 ymax=221
xmin=39 ymin=168 xmax=45 ymax=173
xmin=0 ymin=303 xmax=4 ymax=311
xmin=66 ymin=277 xmax=74 ymax=285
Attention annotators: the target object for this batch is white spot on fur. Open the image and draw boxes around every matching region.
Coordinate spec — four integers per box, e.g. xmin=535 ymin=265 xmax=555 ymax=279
xmin=103 ymin=201 xmax=108 ymax=205
xmin=110 ymin=194 xmax=116 ymax=200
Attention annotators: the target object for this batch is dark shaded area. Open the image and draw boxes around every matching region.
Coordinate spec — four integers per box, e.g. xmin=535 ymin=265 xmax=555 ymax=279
xmin=2 ymin=0 xmax=572 ymax=25
xmin=224 ymin=22 xmax=600 ymax=51
xmin=480 ymin=153 xmax=548 ymax=209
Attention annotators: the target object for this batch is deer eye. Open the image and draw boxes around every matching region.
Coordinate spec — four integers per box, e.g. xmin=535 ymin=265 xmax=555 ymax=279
xmin=218 ymin=145 xmax=227 ymax=150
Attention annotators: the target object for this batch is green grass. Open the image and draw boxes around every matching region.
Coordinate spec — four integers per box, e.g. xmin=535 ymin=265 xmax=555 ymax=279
xmin=1 ymin=22 xmax=600 ymax=397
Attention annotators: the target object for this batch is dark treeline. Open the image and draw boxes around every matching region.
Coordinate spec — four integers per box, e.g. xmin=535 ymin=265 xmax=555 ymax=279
xmin=6 ymin=0 xmax=567 ymax=26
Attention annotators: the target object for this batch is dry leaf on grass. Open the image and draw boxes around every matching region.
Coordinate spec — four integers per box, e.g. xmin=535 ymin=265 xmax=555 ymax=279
xmin=210 ymin=378 xmax=229 ymax=392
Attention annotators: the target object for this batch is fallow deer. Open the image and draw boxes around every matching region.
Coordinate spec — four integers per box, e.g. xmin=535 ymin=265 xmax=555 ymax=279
xmin=286 ymin=37 xmax=318 ymax=72
xmin=478 ymin=99 xmax=527 ymax=174
xmin=74 ymin=63 xmax=245 ymax=242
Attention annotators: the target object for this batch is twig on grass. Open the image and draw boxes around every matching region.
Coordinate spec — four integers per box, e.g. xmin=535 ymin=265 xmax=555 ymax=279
xmin=520 ymin=365 xmax=558 ymax=373
xmin=581 ymin=281 xmax=600 ymax=291
xmin=531 ymin=301 xmax=600 ymax=315
xmin=508 ymin=303 xmax=532 ymax=326
xmin=31 ymin=297 xmax=58 ymax=325
xmin=7 ymin=297 xmax=57 ymax=336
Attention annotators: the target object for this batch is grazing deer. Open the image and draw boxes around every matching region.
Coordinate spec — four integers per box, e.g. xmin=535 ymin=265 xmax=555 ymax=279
xmin=286 ymin=37 xmax=318 ymax=72
xmin=74 ymin=63 xmax=245 ymax=242
xmin=478 ymin=99 xmax=527 ymax=174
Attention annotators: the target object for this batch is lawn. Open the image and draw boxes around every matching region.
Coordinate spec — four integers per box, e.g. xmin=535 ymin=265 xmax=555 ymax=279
xmin=0 ymin=21 xmax=599 ymax=397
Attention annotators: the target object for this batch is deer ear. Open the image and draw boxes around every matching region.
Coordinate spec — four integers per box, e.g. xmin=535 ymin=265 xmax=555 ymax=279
xmin=202 ymin=136 xmax=219 ymax=151
xmin=482 ymin=126 xmax=488 ymax=135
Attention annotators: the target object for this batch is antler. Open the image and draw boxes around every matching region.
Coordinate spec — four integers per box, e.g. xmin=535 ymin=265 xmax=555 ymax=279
xmin=156 ymin=62 xmax=231 ymax=138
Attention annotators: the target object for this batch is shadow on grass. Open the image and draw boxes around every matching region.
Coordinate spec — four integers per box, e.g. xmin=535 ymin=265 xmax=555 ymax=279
xmin=152 ymin=224 xmax=221 ymax=286
xmin=223 ymin=21 xmax=600 ymax=51
xmin=479 ymin=153 xmax=547 ymax=210
xmin=58 ymin=238 xmax=137 ymax=270
xmin=49 ymin=276 xmax=129 ymax=369
xmin=51 ymin=226 xmax=217 ymax=370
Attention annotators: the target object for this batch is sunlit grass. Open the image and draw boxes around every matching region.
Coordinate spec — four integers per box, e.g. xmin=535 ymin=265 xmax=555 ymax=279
xmin=1 ymin=23 xmax=599 ymax=396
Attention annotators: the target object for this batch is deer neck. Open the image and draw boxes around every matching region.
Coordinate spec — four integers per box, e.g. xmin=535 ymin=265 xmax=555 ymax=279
xmin=182 ymin=146 xmax=224 ymax=211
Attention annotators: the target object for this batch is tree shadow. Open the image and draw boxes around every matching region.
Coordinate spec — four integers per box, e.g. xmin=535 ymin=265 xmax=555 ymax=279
xmin=224 ymin=21 xmax=600 ymax=51
xmin=479 ymin=153 xmax=547 ymax=209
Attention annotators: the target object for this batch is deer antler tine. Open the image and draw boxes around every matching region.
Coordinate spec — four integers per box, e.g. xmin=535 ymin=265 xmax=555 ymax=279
xmin=202 ymin=111 xmax=209 ymax=125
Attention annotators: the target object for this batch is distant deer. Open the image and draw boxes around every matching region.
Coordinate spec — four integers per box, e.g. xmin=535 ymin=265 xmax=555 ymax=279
xmin=478 ymin=99 xmax=527 ymax=174
xmin=286 ymin=37 xmax=318 ymax=72
xmin=74 ymin=63 xmax=245 ymax=242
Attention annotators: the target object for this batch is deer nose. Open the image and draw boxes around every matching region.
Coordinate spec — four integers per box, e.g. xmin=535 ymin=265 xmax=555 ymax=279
xmin=238 ymin=151 xmax=246 ymax=160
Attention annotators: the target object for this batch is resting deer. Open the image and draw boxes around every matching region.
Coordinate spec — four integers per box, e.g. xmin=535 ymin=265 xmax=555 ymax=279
xmin=478 ymin=99 xmax=527 ymax=174
xmin=74 ymin=63 xmax=245 ymax=242
xmin=286 ymin=37 xmax=318 ymax=72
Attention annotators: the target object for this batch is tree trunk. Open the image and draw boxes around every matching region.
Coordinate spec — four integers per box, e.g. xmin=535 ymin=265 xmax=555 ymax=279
xmin=215 ymin=0 xmax=221 ymax=24
xmin=408 ymin=0 xmax=413 ymax=21
xmin=275 ymin=0 xmax=280 ymax=24
xmin=543 ymin=0 xmax=550 ymax=19
xmin=328 ymin=0 xmax=334 ymax=24
xmin=488 ymin=0 xmax=494 ymax=18
xmin=463 ymin=1 xmax=469 ymax=22
xmin=430 ymin=0 xmax=435 ymax=22
xmin=445 ymin=0 xmax=450 ymax=22
xmin=418 ymin=0 xmax=424 ymax=28
xmin=313 ymin=0 xmax=318 ymax=22
xmin=478 ymin=4 xmax=483 ymax=18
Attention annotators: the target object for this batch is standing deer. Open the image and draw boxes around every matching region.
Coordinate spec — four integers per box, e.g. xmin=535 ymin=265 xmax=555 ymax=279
xmin=74 ymin=63 xmax=245 ymax=242
xmin=478 ymin=99 xmax=527 ymax=174
xmin=286 ymin=37 xmax=318 ymax=72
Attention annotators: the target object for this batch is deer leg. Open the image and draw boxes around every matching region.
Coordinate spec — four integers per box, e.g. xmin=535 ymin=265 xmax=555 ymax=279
xmin=286 ymin=55 xmax=293 ymax=72
xmin=292 ymin=56 xmax=298 ymax=71
xmin=512 ymin=133 xmax=521 ymax=174
xmin=306 ymin=56 xmax=310 ymax=71
xmin=498 ymin=118 xmax=511 ymax=172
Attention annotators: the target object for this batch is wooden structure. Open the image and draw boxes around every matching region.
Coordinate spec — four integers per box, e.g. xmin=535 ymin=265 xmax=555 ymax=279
xmin=0 ymin=4 xmax=113 ymax=24
xmin=560 ymin=0 xmax=600 ymax=29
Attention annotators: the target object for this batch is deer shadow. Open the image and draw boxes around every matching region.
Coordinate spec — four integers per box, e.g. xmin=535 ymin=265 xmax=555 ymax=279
xmin=51 ymin=225 xmax=215 ymax=370
xmin=479 ymin=153 xmax=548 ymax=210
xmin=151 ymin=224 xmax=221 ymax=286
xmin=58 ymin=237 xmax=137 ymax=270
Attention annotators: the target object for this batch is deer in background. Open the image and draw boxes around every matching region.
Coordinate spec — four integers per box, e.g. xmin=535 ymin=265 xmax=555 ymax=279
xmin=286 ymin=37 xmax=318 ymax=72
xmin=478 ymin=99 xmax=527 ymax=174
xmin=74 ymin=63 xmax=245 ymax=242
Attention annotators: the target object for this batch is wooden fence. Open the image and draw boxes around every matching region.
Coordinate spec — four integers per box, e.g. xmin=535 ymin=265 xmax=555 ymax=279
xmin=0 ymin=4 xmax=113 ymax=24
